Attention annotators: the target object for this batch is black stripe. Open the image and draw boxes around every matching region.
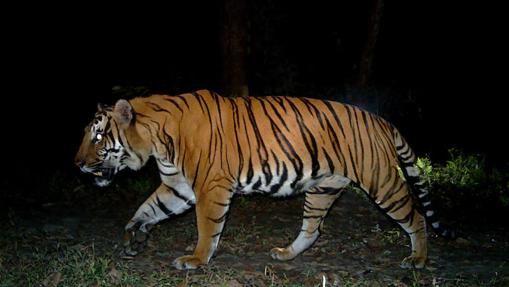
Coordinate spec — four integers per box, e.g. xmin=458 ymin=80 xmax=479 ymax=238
xmin=265 ymin=98 xmax=290 ymax=131
xmin=304 ymin=200 xmax=328 ymax=211
xmin=394 ymin=207 xmax=414 ymax=224
xmin=380 ymin=179 xmax=406 ymax=205
xmin=323 ymin=116 xmax=347 ymax=176
xmin=160 ymin=170 xmax=178 ymax=176
xmin=268 ymin=162 xmax=288 ymax=194
xmin=147 ymin=102 xmax=173 ymax=115
xmin=213 ymin=201 xmax=230 ymax=207
xmin=322 ymin=100 xmax=347 ymax=139
xmin=287 ymin=100 xmax=320 ymax=177
xmin=156 ymin=196 xmax=172 ymax=216
xmin=191 ymin=151 xmax=202 ymax=190
xmin=350 ymin=107 xmax=363 ymax=169
xmin=306 ymin=186 xmax=339 ymax=195
xmin=166 ymin=185 xmax=190 ymax=202
xmin=231 ymin=99 xmax=244 ymax=179
xmin=252 ymin=178 xmax=262 ymax=190
xmin=299 ymin=98 xmax=325 ymax=130
xmin=207 ymin=211 xmax=228 ymax=224
xmin=347 ymin=148 xmax=360 ymax=182
xmin=382 ymin=194 xmax=411 ymax=213
xmin=164 ymin=98 xmax=184 ymax=113
xmin=149 ymin=204 xmax=157 ymax=216
xmin=175 ymin=94 xmax=190 ymax=109
xmin=269 ymin=119 xmax=303 ymax=189
xmin=322 ymin=148 xmax=335 ymax=173
xmin=245 ymin=98 xmax=271 ymax=185
xmin=192 ymin=91 xmax=206 ymax=113
xmin=246 ymin=158 xmax=254 ymax=184
xmin=273 ymin=96 xmax=288 ymax=113
xmin=261 ymin=99 xmax=305 ymax=187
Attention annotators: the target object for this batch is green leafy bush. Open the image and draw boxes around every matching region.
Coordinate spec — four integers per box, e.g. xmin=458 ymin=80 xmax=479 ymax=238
xmin=415 ymin=149 xmax=509 ymax=211
xmin=417 ymin=149 xmax=486 ymax=188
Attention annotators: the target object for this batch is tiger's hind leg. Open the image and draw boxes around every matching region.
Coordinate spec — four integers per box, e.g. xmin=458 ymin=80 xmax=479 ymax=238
xmin=270 ymin=175 xmax=350 ymax=261
xmin=371 ymin=174 xmax=428 ymax=269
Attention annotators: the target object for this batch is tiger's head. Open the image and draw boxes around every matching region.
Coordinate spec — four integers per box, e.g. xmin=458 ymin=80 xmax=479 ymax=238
xmin=74 ymin=99 xmax=150 ymax=187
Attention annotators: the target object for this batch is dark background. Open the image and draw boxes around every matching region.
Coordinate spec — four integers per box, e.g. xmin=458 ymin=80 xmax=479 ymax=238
xmin=2 ymin=1 xmax=505 ymax=199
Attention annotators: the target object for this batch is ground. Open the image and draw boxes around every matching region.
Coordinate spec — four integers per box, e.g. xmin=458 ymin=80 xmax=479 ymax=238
xmin=1 ymin=174 xmax=508 ymax=286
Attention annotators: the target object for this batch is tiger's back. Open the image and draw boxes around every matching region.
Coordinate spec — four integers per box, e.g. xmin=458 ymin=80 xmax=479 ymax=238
xmin=171 ymin=93 xmax=399 ymax=197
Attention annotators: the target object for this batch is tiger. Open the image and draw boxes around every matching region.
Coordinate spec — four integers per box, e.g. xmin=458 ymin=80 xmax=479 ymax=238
xmin=75 ymin=89 xmax=454 ymax=270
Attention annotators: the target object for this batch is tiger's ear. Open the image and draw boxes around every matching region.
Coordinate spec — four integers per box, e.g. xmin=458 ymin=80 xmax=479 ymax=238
xmin=113 ymin=99 xmax=133 ymax=125
xmin=97 ymin=103 xmax=104 ymax=111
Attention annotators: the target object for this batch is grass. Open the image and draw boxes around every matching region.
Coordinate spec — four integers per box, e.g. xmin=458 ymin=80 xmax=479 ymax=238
xmin=0 ymin=219 xmax=323 ymax=286
xmin=1 ymin=222 xmax=506 ymax=287
xmin=0 ymin=234 xmax=141 ymax=287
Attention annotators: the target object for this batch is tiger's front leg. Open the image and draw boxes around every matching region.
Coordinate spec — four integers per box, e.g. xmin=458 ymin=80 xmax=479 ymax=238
xmin=173 ymin=183 xmax=232 ymax=270
xmin=123 ymin=182 xmax=195 ymax=256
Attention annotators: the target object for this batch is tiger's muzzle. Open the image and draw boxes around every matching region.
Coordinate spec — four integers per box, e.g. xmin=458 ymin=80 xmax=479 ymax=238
xmin=75 ymin=159 xmax=117 ymax=187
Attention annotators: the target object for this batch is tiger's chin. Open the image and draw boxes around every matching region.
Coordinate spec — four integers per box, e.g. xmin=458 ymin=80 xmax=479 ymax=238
xmin=92 ymin=168 xmax=116 ymax=187
xmin=94 ymin=177 xmax=113 ymax=187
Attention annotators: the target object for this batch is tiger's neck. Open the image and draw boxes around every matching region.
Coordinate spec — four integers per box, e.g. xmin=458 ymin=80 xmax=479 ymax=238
xmin=128 ymin=96 xmax=183 ymax=167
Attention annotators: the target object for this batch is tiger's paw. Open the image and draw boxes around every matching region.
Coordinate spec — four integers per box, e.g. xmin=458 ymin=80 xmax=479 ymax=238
xmin=122 ymin=228 xmax=149 ymax=256
xmin=400 ymin=256 xmax=426 ymax=269
xmin=173 ymin=255 xmax=205 ymax=270
xmin=270 ymin=247 xmax=296 ymax=261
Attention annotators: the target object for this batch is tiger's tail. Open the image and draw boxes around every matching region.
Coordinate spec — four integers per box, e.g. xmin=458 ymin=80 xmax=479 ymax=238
xmin=393 ymin=127 xmax=456 ymax=239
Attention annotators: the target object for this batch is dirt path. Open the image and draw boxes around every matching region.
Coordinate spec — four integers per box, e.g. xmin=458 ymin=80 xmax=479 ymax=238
xmin=2 ymin=190 xmax=508 ymax=286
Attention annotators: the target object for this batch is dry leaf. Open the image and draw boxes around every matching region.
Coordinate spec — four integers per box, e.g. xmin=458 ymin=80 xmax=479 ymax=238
xmin=42 ymin=272 xmax=62 ymax=287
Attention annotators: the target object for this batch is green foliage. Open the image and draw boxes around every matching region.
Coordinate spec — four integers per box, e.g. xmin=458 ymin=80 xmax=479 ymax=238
xmin=415 ymin=149 xmax=509 ymax=209
xmin=441 ymin=149 xmax=486 ymax=188
xmin=415 ymin=157 xmax=433 ymax=186
xmin=380 ymin=228 xmax=402 ymax=244
xmin=417 ymin=149 xmax=486 ymax=189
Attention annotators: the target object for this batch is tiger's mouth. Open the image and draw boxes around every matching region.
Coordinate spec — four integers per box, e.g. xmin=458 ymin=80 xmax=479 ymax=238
xmin=92 ymin=168 xmax=115 ymax=179
xmin=92 ymin=167 xmax=116 ymax=187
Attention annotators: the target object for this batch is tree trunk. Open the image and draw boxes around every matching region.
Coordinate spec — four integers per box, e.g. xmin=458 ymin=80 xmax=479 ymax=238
xmin=356 ymin=0 xmax=384 ymax=87
xmin=222 ymin=0 xmax=248 ymax=97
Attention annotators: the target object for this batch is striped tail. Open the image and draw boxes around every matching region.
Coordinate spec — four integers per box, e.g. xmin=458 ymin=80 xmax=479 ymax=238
xmin=393 ymin=128 xmax=456 ymax=239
